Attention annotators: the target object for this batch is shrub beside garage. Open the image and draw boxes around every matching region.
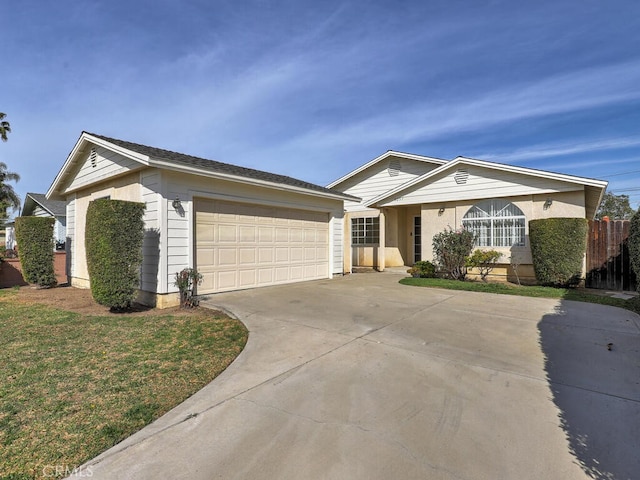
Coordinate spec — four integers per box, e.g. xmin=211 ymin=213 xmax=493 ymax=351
xmin=85 ymin=199 xmax=145 ymax=310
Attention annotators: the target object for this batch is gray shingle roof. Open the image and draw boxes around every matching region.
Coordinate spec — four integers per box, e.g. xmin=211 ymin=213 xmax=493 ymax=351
xmin=86 ymin=132 xmax=353 ymax=198
xmin=25 ymin=193 xmax=66 ymax=216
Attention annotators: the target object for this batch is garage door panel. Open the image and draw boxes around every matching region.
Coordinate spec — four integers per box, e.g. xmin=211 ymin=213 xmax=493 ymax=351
xmin=218 ymin=224 xmax=237 ymax=242
xmin=197 ymin=248 xmax=215 ymax=265
xmin=218 ymin=248 xmax=237 ymax=266
xmin=290 ymin=266 xmax=303 ymax=280
xmin=239 ymin=270 xmax=256 ymax=287
xmin=258 ymin=268 xmax=273 ymax=284
xmin=239 ymin=248 xmax=256 ymax=265
xmin=196 ymin=198 xmax=329 ymax=294
xmin=218 ymin=271 xmax=238 ymax=289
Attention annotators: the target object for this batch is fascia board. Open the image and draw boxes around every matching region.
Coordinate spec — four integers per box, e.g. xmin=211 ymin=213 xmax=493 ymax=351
xmin=453 ymin=156 xmax=609 ymax=188
xmin=365 ymin=157 xmax=608 ymax=208
xmin=326 ymin=150 xmax=448 ymax=189
xmin=150 ymin=158 xmax=360 ymax=203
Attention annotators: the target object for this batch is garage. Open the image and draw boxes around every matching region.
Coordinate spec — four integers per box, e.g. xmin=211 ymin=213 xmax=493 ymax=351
xmin=195 ymin=198 xmax=330 ymax=293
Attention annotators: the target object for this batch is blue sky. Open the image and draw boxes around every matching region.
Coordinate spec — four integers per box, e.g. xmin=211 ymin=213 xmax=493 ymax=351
xmin=2 ymin=0 xmax=640 ymax=213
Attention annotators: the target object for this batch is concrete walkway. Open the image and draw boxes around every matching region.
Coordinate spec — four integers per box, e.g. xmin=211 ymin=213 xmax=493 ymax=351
xmin=70 ymin=274 xmax=640 ymax=479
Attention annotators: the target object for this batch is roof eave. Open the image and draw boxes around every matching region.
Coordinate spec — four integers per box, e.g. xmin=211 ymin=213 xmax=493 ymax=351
xmin=365 ymin=157 xmax=609 ymax=208
xmin=150 ymin=159 xmax=360 ymax=203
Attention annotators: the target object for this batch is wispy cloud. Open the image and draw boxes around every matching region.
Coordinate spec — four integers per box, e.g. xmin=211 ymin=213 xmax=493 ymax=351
xmin=478 ymin=138 xmax=640 ymax=163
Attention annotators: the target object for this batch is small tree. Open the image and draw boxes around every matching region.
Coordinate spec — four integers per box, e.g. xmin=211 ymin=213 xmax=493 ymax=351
xmin=14 ymin=216 xmax=56 ymax=287
xmin=85 ymin=199 xmax=145 ymax=310
xmin=466 ymin=249 xmax=501 ymax=282
xmin=432 ymin=227 xmax=476 ymax=280
xmin=174 ymin=268 xmax=203 ymax=308
xmin=629 ymin=208 xmax=640 ymax=292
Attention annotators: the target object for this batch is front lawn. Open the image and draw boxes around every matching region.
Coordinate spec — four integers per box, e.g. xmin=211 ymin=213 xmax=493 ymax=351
xmin=0 ymin=290 xmax=247 ymax=479
xmin=400 ymin=277 xmax=640 ymax=313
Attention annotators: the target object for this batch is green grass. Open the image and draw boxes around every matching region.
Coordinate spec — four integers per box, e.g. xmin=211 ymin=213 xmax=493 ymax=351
xmin=0 ymin=292 xmax=248 ymax=479
xmin=399 ymin=277 xmax=640 ymax=313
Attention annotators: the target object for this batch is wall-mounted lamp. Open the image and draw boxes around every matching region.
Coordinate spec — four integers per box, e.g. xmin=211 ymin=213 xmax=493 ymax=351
xmin=172 ymin=197 xmax=182 ymax=210
xmin=438 ymin=207 xmax=446 ymax=216
xmin=543 ymin=199 xmax=553 ymax=210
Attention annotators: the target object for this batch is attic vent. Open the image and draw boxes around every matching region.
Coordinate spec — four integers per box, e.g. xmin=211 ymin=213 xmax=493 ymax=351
xmin=89 ymin=148 xmax=97 ymax=168
xmin=388 ymin=159 xmax=401 ymax=177
xmin=454 ymin=169 xmax=469 ymax=185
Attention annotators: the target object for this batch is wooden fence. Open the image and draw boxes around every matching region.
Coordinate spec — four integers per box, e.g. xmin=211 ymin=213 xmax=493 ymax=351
xmin=586 ymin=219 xmax=636 ymax=291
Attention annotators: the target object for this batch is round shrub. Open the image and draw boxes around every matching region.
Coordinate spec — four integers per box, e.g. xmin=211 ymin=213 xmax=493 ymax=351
xmin=529 ymin=218 xmax=588 ymax=287
xmin=407 ymin=260 xmax=437 ymax=278
xmin=85 ymin=199 xmax=145 ymax=310
xmin=14 ymin=216 xmax=56 ymax=287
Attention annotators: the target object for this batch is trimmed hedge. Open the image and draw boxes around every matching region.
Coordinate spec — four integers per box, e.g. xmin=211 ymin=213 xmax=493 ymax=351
xmin=529 ymin=218 xmax=588 ymax=287
xmin=85 ymin=199 xmax=145 ymax=310
xmin=629 ymin=209 xmax=640 ymax=292
xmin=14 ymin=216 xmax=57 ymax=287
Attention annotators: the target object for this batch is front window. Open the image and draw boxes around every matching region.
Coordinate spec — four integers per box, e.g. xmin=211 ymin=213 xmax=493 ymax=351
xmin=351 ymin=217 xmax=380 ymax=245
xmin=462 ymin=199 xmax=525 ymax=247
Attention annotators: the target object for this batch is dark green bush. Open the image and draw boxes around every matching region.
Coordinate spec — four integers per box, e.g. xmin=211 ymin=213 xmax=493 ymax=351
xmin=85 ymin=199 xmax=145 ymax=310
xmin=529 ymin=218 xmax=588 ymax=287
xmin=433 ymin=227 xmax=476 ymax=280
xmin=407 ymin=260 xmax=437 ymax=278
xmin=629 ymin=208 xmax=640 ymax=292
xmin=14 ymin=216 xmax=56 ymax=287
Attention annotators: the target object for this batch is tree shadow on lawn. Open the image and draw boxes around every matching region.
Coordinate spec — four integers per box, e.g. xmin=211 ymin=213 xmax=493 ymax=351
xmin=538 ymin=300 xmax=640 ymax=479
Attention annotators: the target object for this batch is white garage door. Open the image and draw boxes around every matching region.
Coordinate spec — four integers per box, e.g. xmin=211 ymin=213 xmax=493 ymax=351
xmin=195 ymin=198 xmax=330 ymax=294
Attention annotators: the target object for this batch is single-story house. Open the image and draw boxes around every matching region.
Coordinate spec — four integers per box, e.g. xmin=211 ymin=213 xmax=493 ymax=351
xmin=327 ymin=151 xmax=608 ymax=283
xmin=46 ymin=133 xmax=608 ymax=307
xmin=21 ymin=193 xmax=67 ymax=249
xmin=46 ymin=132 xmax=357 ymax=307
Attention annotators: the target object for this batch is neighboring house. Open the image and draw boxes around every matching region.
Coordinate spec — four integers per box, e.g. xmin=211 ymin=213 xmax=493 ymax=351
xmin=3 ymin=221 xmax=16 ymax=250
xmin=328 ymin=151 xmax=608 ymax=283
xmin=46 ymin=132 xmax=356 ymax=307
xmin=21 ymin=193 xmax=67 ymax=249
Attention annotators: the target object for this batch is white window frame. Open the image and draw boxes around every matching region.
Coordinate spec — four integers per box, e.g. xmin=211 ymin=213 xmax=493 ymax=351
xmin=351 ymin=217 xmax=380 ymax=245
xmin=462 ymin=199 xmax=525 ymax=247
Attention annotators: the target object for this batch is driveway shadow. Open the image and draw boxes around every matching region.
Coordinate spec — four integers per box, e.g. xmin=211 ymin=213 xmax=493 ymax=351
xmin=538 ymin=301 xmax=640 ymax=479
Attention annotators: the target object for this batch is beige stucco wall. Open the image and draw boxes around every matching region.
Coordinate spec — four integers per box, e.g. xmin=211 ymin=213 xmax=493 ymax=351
xmin=420 ymin=190 xmax=585 ymax=266
xmin=347 ymin=190 xmax=586 ymax=280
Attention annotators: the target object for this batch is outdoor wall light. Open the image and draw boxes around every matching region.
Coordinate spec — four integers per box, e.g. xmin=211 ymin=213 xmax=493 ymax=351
xmin=438 ymin=207 xmax=446 ymax=215
xmin=544 ymin=199 xmax=553 ymax=210
xmin=172 ymin=197 xmax=182 ymax=210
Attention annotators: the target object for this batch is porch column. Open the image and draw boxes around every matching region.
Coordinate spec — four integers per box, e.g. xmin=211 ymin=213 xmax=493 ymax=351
xmin=343 ymin=212 xmax=352 ymax=274
xmin=378 ymin=209 xmax=386 ymax=272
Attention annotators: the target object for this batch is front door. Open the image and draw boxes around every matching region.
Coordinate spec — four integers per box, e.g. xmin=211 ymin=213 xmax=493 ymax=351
xmin=413 ymin=216 xmax=421 ymax=263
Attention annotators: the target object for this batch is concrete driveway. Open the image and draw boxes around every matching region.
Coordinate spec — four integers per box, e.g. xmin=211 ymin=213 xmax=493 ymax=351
xmin=71 ymin=273 xmax=640 ymax=480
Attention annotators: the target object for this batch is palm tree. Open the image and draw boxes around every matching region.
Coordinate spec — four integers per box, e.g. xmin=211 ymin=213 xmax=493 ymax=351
xmin=0 ymin=113 xmax=10 ymax=142
xmin=0 ymin=162 xmax=20 ymax=214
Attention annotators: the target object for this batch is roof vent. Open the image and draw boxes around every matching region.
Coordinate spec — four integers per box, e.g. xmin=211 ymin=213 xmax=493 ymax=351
xmin=89 ymin=148 xmax=97 ymax=168
xmin=388 ymin=159 xmax=401 ymax=177
xmin=454 ymin=169 xmax=469 ymax=185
